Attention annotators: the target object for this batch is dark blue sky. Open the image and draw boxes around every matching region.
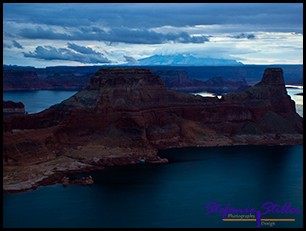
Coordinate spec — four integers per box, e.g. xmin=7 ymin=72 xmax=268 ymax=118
xmin=3 ymin=3 xmax=303 ymax=67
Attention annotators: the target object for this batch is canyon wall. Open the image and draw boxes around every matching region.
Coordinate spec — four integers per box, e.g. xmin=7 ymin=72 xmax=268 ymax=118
xmin=3 ymin=67 xmax=303 ymax=192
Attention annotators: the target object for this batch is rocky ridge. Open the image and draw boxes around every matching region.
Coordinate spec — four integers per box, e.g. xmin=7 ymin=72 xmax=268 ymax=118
xmin=3 ymin=68 xmax=303 ymax=192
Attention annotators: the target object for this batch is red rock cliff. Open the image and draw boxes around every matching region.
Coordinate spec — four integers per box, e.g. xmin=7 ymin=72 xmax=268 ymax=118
xmin=3 ymin=67 xmax=303 ymax=192
xmin=3 ymin=67 xmax=302 ymax=147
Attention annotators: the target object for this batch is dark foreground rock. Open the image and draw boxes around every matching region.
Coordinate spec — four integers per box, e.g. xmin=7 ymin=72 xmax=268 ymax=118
xmin=3 ymin=101 xmax=25 ymax=115
xmin=3 ymin=68 xmax=303 ymax=192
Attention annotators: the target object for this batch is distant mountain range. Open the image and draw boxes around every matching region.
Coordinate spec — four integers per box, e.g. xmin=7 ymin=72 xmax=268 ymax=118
xmin=130 ymin=54 xmax=243 ymax=66
xmin=3 ymin=64 xmax=303 ymax=91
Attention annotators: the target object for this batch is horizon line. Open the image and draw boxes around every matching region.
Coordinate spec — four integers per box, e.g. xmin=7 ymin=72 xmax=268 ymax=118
xmin=3 ymin=63 xmax=303 ymax=69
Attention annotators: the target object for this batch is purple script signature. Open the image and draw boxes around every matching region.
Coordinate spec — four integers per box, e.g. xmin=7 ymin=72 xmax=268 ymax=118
xmin=205 ymin=202 xmax=301 ymax=227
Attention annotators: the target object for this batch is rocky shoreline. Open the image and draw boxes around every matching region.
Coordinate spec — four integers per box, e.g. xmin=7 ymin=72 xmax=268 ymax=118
xmin=3 ymin=133 xmax=302 ymax=193
xmin=3 ymin=145 xmax=169 ymax=193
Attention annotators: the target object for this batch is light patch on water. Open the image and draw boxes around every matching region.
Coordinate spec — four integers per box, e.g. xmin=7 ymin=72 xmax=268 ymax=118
xmin=192 ymin=92 xmax=218 ymax=98
xmin=286 ymin=87 xmax=303 ymax=117
xmin=285 ymin=85 xmax=303 ymax=89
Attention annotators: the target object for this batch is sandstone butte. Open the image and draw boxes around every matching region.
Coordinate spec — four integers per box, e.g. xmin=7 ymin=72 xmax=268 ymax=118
xmin=3 ymin=67 xmax=303 ymax=192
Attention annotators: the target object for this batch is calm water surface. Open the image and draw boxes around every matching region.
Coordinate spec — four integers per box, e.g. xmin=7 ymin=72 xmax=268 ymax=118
xmin=3 ymin=90 xmax=77 ymax=114
xmin=3 ymin=145 xmax=303 ymax=228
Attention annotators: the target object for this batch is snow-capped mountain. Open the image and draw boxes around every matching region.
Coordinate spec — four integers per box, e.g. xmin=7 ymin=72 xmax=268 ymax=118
xmin=132 ymin=54 xmax=243 ymax=66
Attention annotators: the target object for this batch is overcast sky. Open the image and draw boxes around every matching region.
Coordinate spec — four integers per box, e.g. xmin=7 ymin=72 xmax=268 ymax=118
xmin=3 ymin=3 xmax=303 ymax=67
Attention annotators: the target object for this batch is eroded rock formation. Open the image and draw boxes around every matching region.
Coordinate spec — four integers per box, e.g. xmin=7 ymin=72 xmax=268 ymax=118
xmin=3 ymin=67 xmax=303 ymax=192
xmin=3 ymin=101 xmax=25 ymax=115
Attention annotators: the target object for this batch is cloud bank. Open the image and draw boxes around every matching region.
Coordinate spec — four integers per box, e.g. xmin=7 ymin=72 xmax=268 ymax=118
xmin=23 ymin=43 xmax=111 ymax=64
xmin=4 ymin=3 xmax=302 ymax=32
xmin=17 ymin=26 xmax=210 ymax=44
xmin=4 ymin=40 xmax=24 ymax=49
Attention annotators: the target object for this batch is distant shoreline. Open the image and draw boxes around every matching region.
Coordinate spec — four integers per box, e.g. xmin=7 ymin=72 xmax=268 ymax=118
xmin=3 ymin=85 xmax=303 ymax=92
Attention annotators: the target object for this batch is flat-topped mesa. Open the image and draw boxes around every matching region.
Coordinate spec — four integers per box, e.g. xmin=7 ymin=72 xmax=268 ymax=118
xmin=257 ymin=68 xmax=294 ymax=114
xmin=253 ymin=68 xmax=287 ymax=98
xmin=64 ymin=67 xmax=196 ymax=110
xmin=224 ymin=68 xmax=288 ymax=99
xmin=221 ymin=68 xmax=296 ymax=118
xmin=260 ymin=68 xmax=285 ymax=85
xmin=89 ymin=68 xmax=166 ymax=89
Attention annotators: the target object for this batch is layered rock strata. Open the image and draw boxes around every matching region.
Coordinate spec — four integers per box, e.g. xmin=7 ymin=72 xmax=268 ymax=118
xmin=3 ymin=68 xmax=303 ymax=192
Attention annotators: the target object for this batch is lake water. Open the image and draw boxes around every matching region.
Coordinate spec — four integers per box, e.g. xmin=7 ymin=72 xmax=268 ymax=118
xmin=3 ymin=89 xmax=303 ymax=228
xmin=3 ymin=145 xmax=303 ymax=228
xmin=3 ymin=90 xmax=78 ymax=114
